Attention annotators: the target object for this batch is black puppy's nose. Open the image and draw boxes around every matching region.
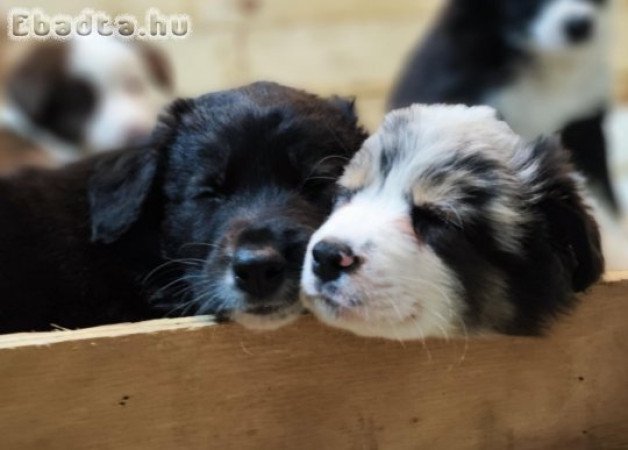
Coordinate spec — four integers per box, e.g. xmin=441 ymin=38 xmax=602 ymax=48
xmin=564 ymin=16 xmax=593 ymax=43
xmin=233 ymin=247 xmax=286 ymax=299
xmin=312 ymin=240 xmax=358 ymax=282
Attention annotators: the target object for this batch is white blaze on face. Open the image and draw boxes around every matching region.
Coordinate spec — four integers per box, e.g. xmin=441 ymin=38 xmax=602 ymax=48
xmin=68 ymin=36 xmax=172 ymax=151
xmin=302 ymin=191 xmax=463 ymax=340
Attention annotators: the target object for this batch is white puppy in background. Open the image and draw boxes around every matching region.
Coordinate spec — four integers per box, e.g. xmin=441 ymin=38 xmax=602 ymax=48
xmin=0 ymin=35 xmax=174 ymax=170
xmin=301 ymin=104 xmax=604 ymax=340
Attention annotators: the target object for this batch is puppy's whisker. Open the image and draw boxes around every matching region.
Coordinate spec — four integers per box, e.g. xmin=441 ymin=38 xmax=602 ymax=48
xmin=143 ymin=258 xmax=204 ymax=284
xmin=152 ymin=273 xmax=208 ymax=300
xmin=414 ymin=323 xmax=432 ymax=362
xmin=456 ymin=314 xmax=470 ymax=366
xmin=309 ymin=154 xmax=351 ymax=172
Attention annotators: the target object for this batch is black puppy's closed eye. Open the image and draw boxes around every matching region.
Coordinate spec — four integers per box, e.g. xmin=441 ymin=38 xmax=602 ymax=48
xmin=192 ymin=186 xmax=220 ymax=200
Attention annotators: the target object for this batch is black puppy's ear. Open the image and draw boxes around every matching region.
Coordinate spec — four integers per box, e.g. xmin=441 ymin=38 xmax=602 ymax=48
xmin=518 ymin=138 xmax=604 ymax=292
xmin=327 ymin=95 xmax=358 ymax=123
xmin=89 ymin=147 xmax=159 ymax=244
xmin=150 ymin=97 xmax=195 ymax=146
xmin=89 ymin=97 xmax=196 ymax=244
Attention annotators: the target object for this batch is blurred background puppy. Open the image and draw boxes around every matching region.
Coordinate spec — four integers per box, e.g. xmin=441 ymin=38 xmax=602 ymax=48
xmin=390 ymin=0 xmax=616 ymax=211
xmin=389 ymin=0 xmax=628 ymax=268
xmin=0 ymin=36 xmax=174 ymax=174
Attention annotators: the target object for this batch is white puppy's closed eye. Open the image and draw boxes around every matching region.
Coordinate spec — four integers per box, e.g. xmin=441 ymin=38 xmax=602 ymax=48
xmin=301 ymin=104 xmax=604 ymax=340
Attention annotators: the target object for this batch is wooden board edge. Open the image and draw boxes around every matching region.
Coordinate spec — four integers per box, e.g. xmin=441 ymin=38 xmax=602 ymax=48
xmin=603 ymin=270 xmax=628 ymax=282
xmin=0 ymin=316 xmax=216 ymax=350
xmin=0 ymin=271 xmax=626 ymax=350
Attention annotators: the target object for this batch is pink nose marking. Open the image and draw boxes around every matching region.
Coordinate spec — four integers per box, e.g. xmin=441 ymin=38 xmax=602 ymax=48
xmin=339 ymin=252 xmax=355 ymax=268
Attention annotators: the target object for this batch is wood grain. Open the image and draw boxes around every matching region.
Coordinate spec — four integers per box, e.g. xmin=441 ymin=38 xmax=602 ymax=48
xmin=0 ymin=275 xmax=627 ymax=450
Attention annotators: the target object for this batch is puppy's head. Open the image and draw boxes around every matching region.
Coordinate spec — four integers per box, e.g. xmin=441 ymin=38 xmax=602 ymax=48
xmin=499 ymin=0 xmax=610 ymax=52
xmin=302 ymin=104 xmax=603 ymax=339
xmin=88 ymin=82 xmax=366 ymax=329
xmin=6 ymin=36 xmax=173 ymax=155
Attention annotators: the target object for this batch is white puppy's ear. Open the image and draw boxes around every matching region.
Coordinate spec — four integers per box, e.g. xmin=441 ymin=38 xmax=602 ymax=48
xmin=515 ymin=138 xmax=604 ymax=292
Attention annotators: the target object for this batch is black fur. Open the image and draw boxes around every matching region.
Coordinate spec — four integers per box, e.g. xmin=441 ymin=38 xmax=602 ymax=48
xmin=0 ymin=82 xmax=367 ymax=334
xmin=561 ymin=111 xmax=618 ymax=211
xmin=389 ymin=0 xmax=619 ymax=213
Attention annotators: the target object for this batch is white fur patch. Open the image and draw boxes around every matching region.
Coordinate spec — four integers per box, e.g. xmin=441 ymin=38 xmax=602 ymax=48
xmin=69 ymin=36 xmax=171 ymax=152
xmin=530 ymin=0 xmax=599 ymax=52
xmin=302 ymin=193 xmax=464 ymax=340
xmin=490 ymin=0 xmax=611 ymax=139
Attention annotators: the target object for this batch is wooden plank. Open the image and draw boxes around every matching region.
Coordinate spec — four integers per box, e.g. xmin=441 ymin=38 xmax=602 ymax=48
xmin=0 ymin=274 xmax=627 ymax=450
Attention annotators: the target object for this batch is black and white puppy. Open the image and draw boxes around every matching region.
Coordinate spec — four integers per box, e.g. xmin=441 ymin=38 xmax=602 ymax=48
xmin=389 ymin=0 xmax=618 ymax=213
xmin=301 ymin=105 xmax=603 ymax=340
xmin=0 ymin=36 xmax=173 ymax=168
xmin=0 ymin=82 xmax=366 ymax=334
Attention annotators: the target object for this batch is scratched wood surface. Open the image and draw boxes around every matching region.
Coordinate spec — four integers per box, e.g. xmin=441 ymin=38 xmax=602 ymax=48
xmin=0 ymin=274 xmax=626 ymax=450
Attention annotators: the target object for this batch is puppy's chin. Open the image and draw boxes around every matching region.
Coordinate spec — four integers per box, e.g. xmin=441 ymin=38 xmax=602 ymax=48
xmin=302 ymin=291 xmax=457 ymax=341
xmin=231 ymin=302 xmax=304 ymax=330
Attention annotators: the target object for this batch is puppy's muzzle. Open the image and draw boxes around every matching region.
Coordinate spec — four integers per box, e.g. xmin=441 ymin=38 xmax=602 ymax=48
xmin=312 ymin=239 xmax=359 ymax=282
xmin=233 ymin=245 xmax=286 ymax=299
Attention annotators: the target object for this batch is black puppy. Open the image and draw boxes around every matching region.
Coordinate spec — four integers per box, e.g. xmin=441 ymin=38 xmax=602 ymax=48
xmin=389 ymin=0 xmax=618 ymax=213
xmin=0 ymin=82 xmax=366 ymax=334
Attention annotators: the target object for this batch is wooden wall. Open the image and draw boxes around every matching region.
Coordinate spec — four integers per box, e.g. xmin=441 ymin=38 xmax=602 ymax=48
xmin=3 ymin=0 xmax=628 ymax=129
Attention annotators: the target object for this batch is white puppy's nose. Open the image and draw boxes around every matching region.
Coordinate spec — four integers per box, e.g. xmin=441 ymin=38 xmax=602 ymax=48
xmin=311 ymin=239 xmax=358 ymax=282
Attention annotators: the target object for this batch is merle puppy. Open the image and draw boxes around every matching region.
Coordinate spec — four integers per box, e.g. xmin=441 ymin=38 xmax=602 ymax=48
xmin=302 ymin=105 xmax=603 ymax=340
xmin=0 ymin=82 xmax=366 ymax=334
xmin=389 ymin=0 xmax=618 ymax=213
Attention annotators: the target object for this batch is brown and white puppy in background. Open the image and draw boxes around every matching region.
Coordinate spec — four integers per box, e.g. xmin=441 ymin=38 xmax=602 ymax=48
xmin=0 ymin=36 xmax=174 ymax=174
